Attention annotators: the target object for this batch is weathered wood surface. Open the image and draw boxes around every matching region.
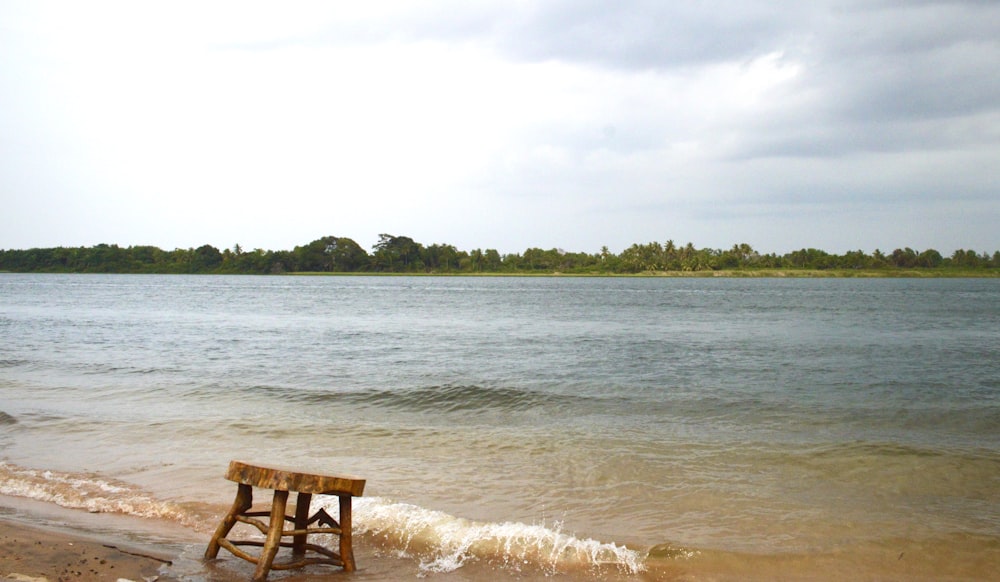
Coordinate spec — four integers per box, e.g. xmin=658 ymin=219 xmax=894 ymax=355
xmin=225 ymin=460 xmax=366 ymax=497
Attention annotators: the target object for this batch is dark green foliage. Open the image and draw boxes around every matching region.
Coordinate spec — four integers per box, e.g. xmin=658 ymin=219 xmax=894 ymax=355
xmin=2 ymin=237 xmax=998 ymax=275
xmin=372 ymin=234 xmax=421 ymax=271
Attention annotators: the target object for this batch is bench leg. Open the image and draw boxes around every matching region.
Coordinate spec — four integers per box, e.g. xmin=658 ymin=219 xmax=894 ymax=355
xmin=253 ymin=489 xmax=289 ymax=582
xmin=339 ymin=495 xmax=356 ymax=572
xmin=292 ymin=492 xmax=312 ymax=557
xmin=205 ymin=483 xmax=253 ymax=559
xmin=205 ymin=480 xmax=359 ymax=576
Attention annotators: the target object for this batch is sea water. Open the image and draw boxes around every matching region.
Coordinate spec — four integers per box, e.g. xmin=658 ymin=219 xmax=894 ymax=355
xmin=1 ymin=274 xmax=998 ymax=579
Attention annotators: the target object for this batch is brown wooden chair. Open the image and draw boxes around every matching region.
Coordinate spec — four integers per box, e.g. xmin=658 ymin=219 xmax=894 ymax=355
xmin=205 ymin=460 xmax=366 ymax=581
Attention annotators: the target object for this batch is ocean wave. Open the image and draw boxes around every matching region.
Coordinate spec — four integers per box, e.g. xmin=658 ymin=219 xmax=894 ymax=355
xmin=0 ymin=461 xmax=199 ymax=528
xmin=320 ymin=496 xmax=646 ymax=576
xmin=806 ymin=440 xmax=986 ymax=460
xmin=300 ymin=384 xmax=588 ymax=415
xmin=0 ymin=359 xmax=31 ymax=368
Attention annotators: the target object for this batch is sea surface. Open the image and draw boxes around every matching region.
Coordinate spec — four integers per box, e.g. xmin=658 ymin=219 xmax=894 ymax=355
xmin=1 ymin=273 xmax=998 ymax=580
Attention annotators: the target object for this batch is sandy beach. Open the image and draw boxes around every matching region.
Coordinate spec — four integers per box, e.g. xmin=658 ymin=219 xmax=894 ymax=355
xmin=0 ymin=520 xmax=175 ymax=582
xmin=0 ymin=495 xmax=187 ymax=582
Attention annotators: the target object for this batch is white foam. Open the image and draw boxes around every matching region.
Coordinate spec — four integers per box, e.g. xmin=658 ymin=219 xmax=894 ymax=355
xmin=319 ymin=496 xmax=646 ymax=575
xmin=0 ymin=461 xmax=193 ymax=526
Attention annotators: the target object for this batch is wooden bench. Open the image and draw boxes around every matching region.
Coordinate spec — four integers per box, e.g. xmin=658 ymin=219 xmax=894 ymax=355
xmin=205 ymin=460 xmax=366 ymax=581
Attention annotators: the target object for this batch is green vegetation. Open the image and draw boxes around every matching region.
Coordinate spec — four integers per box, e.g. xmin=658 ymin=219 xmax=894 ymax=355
xmin=2 ymin=235 xmax=999 ymax=276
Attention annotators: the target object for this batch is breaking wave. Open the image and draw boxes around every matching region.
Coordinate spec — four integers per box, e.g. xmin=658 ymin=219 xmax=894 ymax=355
xmin=0 ymin=461 xmax=201 ymax=529
xmin=320 ymin=496 xmax=646 ymax=576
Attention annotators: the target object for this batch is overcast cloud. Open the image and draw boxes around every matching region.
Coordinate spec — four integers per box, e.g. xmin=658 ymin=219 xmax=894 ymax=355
xmin=1 ymin=0 xmax=997 ymax=255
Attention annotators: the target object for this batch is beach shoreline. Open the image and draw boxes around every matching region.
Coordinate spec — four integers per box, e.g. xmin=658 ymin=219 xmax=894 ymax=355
xmin=0 ymin=493 xmax=656 ymax=582
xmin=3 ymin=492 xmax=1000 ymax=581
xmin=0 ymin=494 xmax=548 ymax=582
xmin=0 ymin=500 xmax=181 ymax=581
xmin=0 ymin=521 xmax=176 ymax=582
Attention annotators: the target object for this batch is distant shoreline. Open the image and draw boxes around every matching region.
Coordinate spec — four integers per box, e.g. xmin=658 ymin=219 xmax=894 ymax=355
xmin=3 ymin=268 xmax=999 ymax=278
xmin=285 ymin=268 xmax=1000 ymax=278
xmin=4 ymin=237 xmax=998 ymax=275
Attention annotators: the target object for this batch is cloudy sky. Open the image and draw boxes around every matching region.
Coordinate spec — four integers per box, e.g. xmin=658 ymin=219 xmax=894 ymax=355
xmin=1 ymin=0 xmax=997 ymax=256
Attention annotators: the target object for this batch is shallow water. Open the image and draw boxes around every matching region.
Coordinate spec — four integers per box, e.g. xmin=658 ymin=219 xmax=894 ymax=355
xmin=1 ymin=274 xmax=999 ymax=579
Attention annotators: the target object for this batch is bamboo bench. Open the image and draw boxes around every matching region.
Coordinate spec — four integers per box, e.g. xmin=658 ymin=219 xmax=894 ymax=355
xmin=205 ymin=460 xmax=366 ymax=581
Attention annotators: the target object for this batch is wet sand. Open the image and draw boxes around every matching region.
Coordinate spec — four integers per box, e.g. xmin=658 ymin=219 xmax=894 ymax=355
xmin=0 ymin=521 xmax=174 ymax=581
xmin=0 ymin=495 xmax=187 ymax=582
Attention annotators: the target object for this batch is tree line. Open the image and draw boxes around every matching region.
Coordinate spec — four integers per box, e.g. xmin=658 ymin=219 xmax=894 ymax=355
xmin=2 ymin=234 xmax=999 ymax=275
